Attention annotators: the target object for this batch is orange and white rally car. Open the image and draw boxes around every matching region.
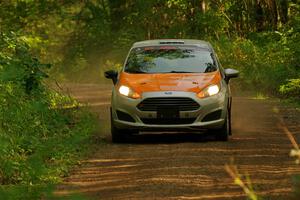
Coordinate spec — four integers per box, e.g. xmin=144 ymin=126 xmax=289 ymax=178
xmin=105 ymin=39 xmax=238 ymax=142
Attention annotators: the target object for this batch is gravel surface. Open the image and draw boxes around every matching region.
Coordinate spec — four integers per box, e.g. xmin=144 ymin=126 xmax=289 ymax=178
xmin=56 ymin=83 xmax=300 ymax=200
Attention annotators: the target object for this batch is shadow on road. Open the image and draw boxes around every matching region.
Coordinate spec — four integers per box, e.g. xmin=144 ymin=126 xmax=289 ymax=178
xmin=107 ymin=132 xmax=218 ymax=144
xmin=97 ymin=116 xmax=219 ymax=145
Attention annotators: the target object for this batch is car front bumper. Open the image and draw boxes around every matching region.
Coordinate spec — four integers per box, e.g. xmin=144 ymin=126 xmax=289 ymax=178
xmin=111 ymin=87 xmax=228 ymax=132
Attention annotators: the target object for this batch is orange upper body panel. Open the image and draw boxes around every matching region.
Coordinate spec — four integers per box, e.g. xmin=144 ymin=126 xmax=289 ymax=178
xmin=118 ymin=71 xmax=222 ymax=94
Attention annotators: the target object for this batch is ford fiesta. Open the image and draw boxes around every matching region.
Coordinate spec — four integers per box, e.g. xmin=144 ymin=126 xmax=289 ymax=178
xmin=105 ymin=39 xmax=238 ymax=142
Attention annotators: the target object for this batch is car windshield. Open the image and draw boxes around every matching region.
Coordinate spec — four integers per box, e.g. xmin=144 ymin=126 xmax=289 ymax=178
xmin=124 ymin=46 xmax=217 ymax=74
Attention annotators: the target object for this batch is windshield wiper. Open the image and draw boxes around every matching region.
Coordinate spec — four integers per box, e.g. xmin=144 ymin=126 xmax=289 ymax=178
xmin=126 ymin=70 xmax=147 ymax=74
xmin=168 ymin=71 xmax=193 ymax=73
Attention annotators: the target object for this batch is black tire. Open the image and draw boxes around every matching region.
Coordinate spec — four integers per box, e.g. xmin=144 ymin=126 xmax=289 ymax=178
xmin=110 ymin=108 xmax=126 ymax=143
xmin=228 ymin=97 xmax=232 ymax=136
xmin=214 ymin=112 xmax=230 ymax=141
xmin=228 ymin=107 xmax=232 ymax=135
xmin=110 ymin=108 xmax=138 ymax=143
xmin=111 ymin=119 xmax=125 ymax=143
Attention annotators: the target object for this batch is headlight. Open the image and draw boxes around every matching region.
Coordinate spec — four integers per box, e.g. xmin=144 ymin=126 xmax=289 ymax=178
xmin=197 ymin=84 xmax=220 ymax=98
xmin=119 ymin=86 xmax=130 ymax=96
xmin=118 ymin=85 xmax=141 ymax=99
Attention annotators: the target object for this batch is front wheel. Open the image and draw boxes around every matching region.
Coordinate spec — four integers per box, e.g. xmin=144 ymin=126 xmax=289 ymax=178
xmin=111 ymin=119 xmax=125 ymax=143
xmin=111 ymin=123 xmax=139 ymax=143
xmin=214 ymin=112 xmax=230 ymax=141
xmin=110 ymin=108 xmax=126 ymax=143
xmin=110 ymin=108 xmax=138 ymax=143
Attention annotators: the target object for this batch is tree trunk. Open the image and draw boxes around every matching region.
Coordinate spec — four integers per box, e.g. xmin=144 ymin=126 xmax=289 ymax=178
xmin=255 ymin=1 xmax=264 ymax=32
xmin=269 ymin=0 xmax=278 ymax=30
xmin=278 ymin=0 xmax=288 ymax=25
xmin=200 ymin=0 xmax=206 ymax=13
xmin=108 ymin=0 xmax=126 ymax=31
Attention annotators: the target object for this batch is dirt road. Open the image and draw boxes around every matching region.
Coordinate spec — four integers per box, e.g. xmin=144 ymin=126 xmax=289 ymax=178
xmin=56 ymin=83 xmax=300 ymax=199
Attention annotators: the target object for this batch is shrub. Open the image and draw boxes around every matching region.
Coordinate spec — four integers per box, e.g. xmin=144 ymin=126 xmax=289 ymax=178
xmin=279 ymin=79 xmax=300 ymax=99
xmin=0 ymin=32 xmax=95 ymax=199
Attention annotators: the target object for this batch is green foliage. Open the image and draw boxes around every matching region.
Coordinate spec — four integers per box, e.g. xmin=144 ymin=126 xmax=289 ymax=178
xmin=0 ymin=32 xmax=95 ymax=199
xmin=0 ymin=32 xmax=50 ymax=95
xmin=279 ymin=79 xmax=300 ymax=98
xmin=1 ymin=0 xmax=298 ymax=94
xmin=212 ymin=33 xmax=296 ymax=94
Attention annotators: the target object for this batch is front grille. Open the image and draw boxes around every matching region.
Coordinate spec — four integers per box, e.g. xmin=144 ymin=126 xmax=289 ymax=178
xmin=137 ymin=97 xmax=200 ymax=111
xmin=141 ymin=118 xmax=196 ymax=125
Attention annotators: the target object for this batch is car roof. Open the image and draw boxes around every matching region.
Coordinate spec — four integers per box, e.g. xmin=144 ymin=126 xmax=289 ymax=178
xmin=132 ymin=39 xmax=212 ymax=50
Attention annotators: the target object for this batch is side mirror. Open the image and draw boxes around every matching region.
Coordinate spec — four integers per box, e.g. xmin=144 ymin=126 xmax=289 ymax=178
xmin=104 ymin=70 xmax=118 ymax=85
xmin=224 ymin=68 xmax=239 ymax=83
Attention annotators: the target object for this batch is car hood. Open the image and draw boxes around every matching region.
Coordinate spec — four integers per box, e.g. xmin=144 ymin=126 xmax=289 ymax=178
xmin=118 ymin=71 xmax=222 ymax=94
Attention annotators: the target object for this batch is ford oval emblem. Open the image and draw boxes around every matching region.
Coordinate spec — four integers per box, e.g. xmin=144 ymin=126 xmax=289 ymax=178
xmin=165 ymin=92 xmax=172 ymax=95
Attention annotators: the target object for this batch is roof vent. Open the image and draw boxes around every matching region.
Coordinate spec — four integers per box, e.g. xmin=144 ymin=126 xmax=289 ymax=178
xmin=159 ymin=41 xmax=184 ymax=45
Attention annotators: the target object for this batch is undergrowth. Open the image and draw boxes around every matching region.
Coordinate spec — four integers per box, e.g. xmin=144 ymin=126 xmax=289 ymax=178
xmin=0 ymin=32 xmax=96 ymax=199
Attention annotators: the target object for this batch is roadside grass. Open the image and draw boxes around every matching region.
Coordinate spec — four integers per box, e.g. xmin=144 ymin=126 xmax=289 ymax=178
xmin=0 ymin=98 xmax=97 ymax=200
xmin=225 ymin=163 xmax=258 ymax=200
xmin=252 ymin=92 xmax=269 ymax=100
xmin=280 ymin=98 xmax=300 ymax=110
